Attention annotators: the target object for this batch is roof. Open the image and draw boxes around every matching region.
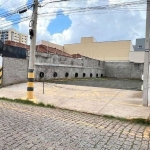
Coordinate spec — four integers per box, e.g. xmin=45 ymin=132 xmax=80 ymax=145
xmin=4 ymin=41 xmax=73 ymax=58
xmin=4 ymin=41 xmax=30 ymax=49
xmin=4 ymin=40 xmax=102 ymax=60
xmin=72 ymin=54 xmax=82 ymax=58
xmin=36 ymin=45 xmax=73 ymax=58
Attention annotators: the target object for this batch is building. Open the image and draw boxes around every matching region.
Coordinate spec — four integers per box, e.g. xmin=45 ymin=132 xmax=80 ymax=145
xmin=19 ymin=33 xmax=28 ymax=45
xmin=64 ymin=37 xmax=134 ymax=61
xmin=37 ymin=40 xmax=63 ymax=51
xmin=129 ymin=38 xmax=146 ymax=63
xmin=133 ymin=38 xmax=145 ymax=51
xmin=0 ymin=28 xmax=28 ymax=44
xmin=129 ymin=51 xmax=145 ymax=63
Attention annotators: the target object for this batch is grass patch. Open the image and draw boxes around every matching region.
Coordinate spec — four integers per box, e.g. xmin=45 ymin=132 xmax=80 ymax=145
xmin=38 ymin=102 xmax=45 ymax=107
xmin=60 ymin=109 xmax=150 ymax=126
xmin=46 ymin=104 xmax=55 ymax=108
xmin=0 ymin=97 xmax=56 ymax=109
xmin=0 ymin=97 xmax=149 ymax=125
xmin=102 ymin=115 xmax=150 ymax=125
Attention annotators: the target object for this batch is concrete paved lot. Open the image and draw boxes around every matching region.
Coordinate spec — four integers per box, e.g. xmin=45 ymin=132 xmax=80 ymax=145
xmin=48 ymin=78 xmax=142 ymax=91
xmin=0 ymin=81 xmax=150 ymax=119
xmin=0 ymin=101 xmax=150 ymax=150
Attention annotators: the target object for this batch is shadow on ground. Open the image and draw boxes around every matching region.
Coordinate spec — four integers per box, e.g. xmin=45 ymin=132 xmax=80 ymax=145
xmin=48 ymin=78 xmax=142 ymax=91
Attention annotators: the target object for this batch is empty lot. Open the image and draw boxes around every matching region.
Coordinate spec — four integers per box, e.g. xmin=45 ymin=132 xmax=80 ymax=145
xmin=48 ymin=78 xmax=142 ymax=91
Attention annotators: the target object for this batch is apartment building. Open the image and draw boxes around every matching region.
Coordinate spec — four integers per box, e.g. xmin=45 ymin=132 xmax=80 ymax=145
xmin=19 ymin=33 xmax=28 ymax=44
xmin=0 ymin=28 xmax=28 ymax=44
xmin=133 ymin=38 xmax=145 ymax=51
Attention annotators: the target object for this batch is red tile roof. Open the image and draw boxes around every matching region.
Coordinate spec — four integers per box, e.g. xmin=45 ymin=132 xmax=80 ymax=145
xmin=4 ymin=41 xmax=73 ymax=58
xmin=36 ymin=45 xmax=72 ymax=58
xmin=4 ymin=41 xmax=30 ymax=49
xmin=72 ymin=54 xmax=82 ymax=58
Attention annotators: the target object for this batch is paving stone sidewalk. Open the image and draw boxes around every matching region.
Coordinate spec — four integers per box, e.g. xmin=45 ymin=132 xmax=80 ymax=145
xmin=0 ymin=101 xmax=150 ymax=150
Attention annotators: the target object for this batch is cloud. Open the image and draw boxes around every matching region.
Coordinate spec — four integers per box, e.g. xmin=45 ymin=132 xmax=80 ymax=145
xmin=17 ymin=0 xmax=146 ymax=45
xmin=19 ymin=0 xmax=62 ymax=44
xmin=55 ymin=0 xmax=146 ymax=45
xmin=0 ymin=17 xmax=13 ymax=29
xmin=0 ymin=0 xmax=28 ymax=11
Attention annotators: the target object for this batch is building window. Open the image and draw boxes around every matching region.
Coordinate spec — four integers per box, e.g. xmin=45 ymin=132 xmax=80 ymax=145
xmin=138 ymin=46 xmax=143 ymax=49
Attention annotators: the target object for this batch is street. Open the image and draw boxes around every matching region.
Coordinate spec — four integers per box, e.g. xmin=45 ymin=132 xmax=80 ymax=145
xmin=0 ymin=101 xmax=149 ymax=150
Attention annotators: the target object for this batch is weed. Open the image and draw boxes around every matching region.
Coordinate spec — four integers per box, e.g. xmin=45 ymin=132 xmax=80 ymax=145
xmin=46 ymin=104 xmax=55 ymax=108
xmin=38 ymin=102 xmax=45 ymax=107
xmin=103 ymin=114 xmax=150 ymax=125
xmin=0 ymin=97 xmax=56 ymax=109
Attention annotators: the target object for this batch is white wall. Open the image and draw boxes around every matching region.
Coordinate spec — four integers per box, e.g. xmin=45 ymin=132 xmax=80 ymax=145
xmin=129 ymin=51 xmax=144 ymax=63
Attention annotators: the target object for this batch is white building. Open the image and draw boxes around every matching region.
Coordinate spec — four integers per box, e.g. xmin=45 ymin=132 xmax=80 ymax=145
xmin=0 ymin=28 xmax=28 ymax=44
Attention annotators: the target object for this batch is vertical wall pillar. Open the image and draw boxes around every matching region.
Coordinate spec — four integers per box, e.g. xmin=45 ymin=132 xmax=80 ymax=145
xmin=143 ymin=51 xmax=149 ymax=106
xmin=143 ymin=0 xmax=150 ymax=106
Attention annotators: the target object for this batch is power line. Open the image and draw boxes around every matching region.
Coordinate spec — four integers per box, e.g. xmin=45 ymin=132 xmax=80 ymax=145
xmin=0 ymin=0 xmax=10 ymax=8
xmin=0 ymin=0 xmax=147 ymax=30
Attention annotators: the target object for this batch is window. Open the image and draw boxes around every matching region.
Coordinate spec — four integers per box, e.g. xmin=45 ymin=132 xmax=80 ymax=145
xmin=138 ymin=45 xmax=143 ymax=49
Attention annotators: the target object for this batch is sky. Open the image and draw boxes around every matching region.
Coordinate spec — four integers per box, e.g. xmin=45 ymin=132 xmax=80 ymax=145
xmin=0 ymin=0 xmax=147 ymax=45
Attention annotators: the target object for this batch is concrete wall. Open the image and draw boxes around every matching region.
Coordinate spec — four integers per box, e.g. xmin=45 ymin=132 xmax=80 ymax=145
xmin=35 ymin=65 xmax=105 ymax=81
xmin=2 ymin=52 xmax=105 ymax=86
xmin=129 ymin=51 xmax=144 ymax=63
xmin=35 ymin=52 xmax=105 ymax=81
xmin=64 ymin=38 xmax=132 ymax=61
xmin=2 ymin=57 xmax=28 ymax=86
xmin=105 ymin=62 xmax=143 ymax=79
xmin=1 ymin=53 xmax=144 ymax=86
xmin=35 ymin=52 xmax=83 ymax=66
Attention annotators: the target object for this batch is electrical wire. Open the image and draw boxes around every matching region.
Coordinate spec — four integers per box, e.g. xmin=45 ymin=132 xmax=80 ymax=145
xmin=0 ymin=0 xmax=147 ymax=30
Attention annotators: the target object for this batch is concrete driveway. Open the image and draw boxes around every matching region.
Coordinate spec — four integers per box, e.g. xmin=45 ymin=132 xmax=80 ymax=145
xmin=0 ymin=81 xmax=150 ymax=119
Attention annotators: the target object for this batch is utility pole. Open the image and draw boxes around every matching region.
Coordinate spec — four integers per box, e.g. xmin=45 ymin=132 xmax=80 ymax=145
xmin=27 ymin=0 xmax=38 ymax=101
xmin=143 ymin=0 xmax=150 ymax=106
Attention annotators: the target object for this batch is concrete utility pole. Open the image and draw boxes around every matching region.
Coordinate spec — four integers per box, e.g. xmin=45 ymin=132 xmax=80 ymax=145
xmin=143 ymin=0 xmax=150 ymax=106
xmin=27 ymin=0 xmax=38 ymax=101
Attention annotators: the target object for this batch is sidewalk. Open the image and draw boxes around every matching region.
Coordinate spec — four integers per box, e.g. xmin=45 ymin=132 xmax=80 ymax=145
xmin=0 ymin=82 xmax=150 ymax=119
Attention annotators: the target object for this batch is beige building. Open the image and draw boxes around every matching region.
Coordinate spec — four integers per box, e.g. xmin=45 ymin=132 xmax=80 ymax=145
xmin=0 ymin=28 xmax=28 ymax=44
xmin=38 ymin=40 xmax=63 ymax=51
xmin=129 ymin=51 xmax=145 ymax=63
xmin=64 ymin=37 xmax=134 ymax=61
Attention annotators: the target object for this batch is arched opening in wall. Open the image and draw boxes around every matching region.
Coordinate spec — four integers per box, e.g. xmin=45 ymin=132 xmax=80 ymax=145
xmin=83 ymin=73 xmax=86 ymax=78
xmin=53 ymin=72 xmax=57 ymax=78
xmin=96 ymin=73 xmax=98 ymax=78
xmin=75 ymin=73 xmax=78 ymax=78
xmin=39 ymin=72 xmax=44 ymax=78
xmin=65 ymin=72 xmax=69 ymax=78
xmin=101 ymin=74 xmax=104 ymax=77
xmin=90 ymin=73 xmax=93 ymax=78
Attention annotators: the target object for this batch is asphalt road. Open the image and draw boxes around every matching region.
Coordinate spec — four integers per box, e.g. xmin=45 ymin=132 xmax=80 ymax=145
xmin=0 ymin=101 xmax=149 ymax=150
xmin=48 ymin=78 xmax=142 ymax=91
